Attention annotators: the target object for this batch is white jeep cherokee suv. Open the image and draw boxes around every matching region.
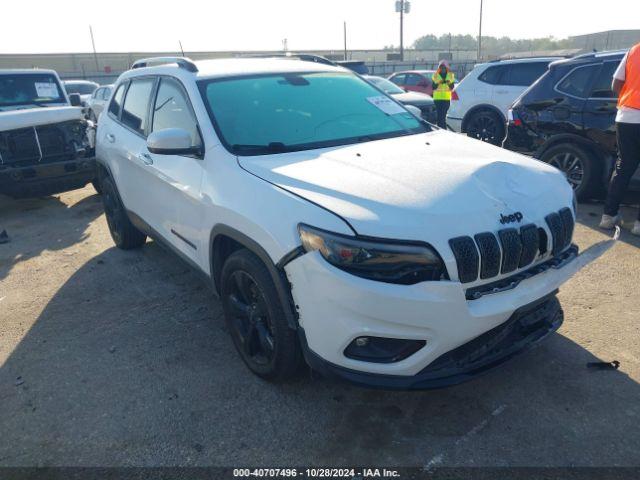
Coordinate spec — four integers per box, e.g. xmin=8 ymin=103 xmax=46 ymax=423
xmin=96 ymin=57 xmax=585 ymax=389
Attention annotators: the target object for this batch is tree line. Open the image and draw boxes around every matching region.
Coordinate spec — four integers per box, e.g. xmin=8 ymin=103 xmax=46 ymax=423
xmin=410 ymin=34 xmax=574 ymax=55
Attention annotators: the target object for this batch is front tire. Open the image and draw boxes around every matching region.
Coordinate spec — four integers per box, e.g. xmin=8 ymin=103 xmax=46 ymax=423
xmin=101 ymin=176 xmax=147 ymax=249
xmin=220 ymin=249 xmax=301 ymax=381
xmin=540 ymin=143 xmax=601 ymax=200
xmin=465 ymin=109 xmax=505 ymax=145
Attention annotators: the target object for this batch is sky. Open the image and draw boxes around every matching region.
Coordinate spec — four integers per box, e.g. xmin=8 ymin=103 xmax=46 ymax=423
xmin=2 ymin=0 xmax=640 ymax=54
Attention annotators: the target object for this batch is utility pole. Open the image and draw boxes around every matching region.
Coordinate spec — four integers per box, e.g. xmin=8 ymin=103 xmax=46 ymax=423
xmin=400 ymin=0 xmax=404 ymax=61
xmin=396 ymin=0 xmax=410 ymax=61
xmin=89 ymin=25 xmax=99 ymax=72
xmin=343 ymin=21 xmax=348 ymax=61
xmin=477 ymin=0 xmax=484 ymax=61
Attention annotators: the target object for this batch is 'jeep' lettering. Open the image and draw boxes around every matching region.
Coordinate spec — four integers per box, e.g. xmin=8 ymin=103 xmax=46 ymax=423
xmin=500 ymin=212 xmax=524 ymax=224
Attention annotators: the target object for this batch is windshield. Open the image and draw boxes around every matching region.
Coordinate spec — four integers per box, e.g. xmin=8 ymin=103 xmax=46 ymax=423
xmin=199 ymin=72 xmax=428 ymax=155
xmin=366 ymin=76 xmax=405 ymax=95
xmin=0 ymin=73 xmax=66 ymax=107
xmin=64 ymin=82 xmax=98 ymax=95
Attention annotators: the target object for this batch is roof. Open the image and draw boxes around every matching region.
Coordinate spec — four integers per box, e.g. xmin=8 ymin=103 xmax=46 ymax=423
xmin=0 ymin=68 xmax=58 ymax=75
xmin=63 ymin=79 xmax=99 ymax=85
xmin=390 ymin=69 xmax=436 ymax=75
xmin=123 ymin=57 xmax=346 ymax=81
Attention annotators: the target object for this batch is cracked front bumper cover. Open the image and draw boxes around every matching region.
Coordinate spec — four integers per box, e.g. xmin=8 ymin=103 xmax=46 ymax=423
xmin=301 ymin=294 xmax=563 ymax=390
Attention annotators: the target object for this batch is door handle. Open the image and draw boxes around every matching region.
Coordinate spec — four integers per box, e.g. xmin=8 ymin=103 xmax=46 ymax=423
xmin=106 ymin=133 xmax=115 ymax=143
xmin=137 ymin=152 xmax=153 ymax=165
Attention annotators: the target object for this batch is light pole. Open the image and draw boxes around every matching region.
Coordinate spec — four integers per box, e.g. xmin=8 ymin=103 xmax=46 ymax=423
xmin=395 ymin=0 xmax=411 ymax=61
xmin=477 ymin=0 xmax=484 ymax=61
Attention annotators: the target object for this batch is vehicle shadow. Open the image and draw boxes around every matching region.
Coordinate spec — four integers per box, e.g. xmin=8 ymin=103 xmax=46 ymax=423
xmin=1 ymin=241 xmax=639 ymax=467
xmin=0 ymin=192 xmax=103 ymax=280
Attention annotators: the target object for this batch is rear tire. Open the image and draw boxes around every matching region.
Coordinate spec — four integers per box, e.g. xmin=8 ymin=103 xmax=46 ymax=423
xmin=220 ymin=249 xmax=302 ymax=381
xmin=101 ymin=176 xmax=147 ymax=249
xmin=464 ymin=109 xmax=505 ymax=145
xmin=540 ymin=143 xmax=601 ymax=200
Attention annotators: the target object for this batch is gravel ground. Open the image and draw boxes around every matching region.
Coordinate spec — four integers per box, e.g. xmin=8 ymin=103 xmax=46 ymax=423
xmin=0 ymin=186 xmax=639 ymax=467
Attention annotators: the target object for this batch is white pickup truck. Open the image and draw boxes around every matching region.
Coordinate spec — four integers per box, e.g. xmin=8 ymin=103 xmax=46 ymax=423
xmin=0 ymin=69 xmax=97 ymax=198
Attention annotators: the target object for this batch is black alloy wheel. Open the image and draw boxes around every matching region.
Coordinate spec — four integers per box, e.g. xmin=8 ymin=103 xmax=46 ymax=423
xmin=226 ymin=270 xmax=276 ymax=367
xmin=466 ymin=110 xmax=505 ymax=145
xmin=220 ymin=249 xmax=302 ymax=381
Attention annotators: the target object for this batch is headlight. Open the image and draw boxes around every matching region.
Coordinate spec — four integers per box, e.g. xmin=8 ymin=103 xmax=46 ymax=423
xmin=298 ymin=224 xmax=446 ymax=285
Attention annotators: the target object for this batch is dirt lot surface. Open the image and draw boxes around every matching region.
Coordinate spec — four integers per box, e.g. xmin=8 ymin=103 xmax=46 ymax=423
xmin=1 ymin=186 xmax=639 ymax=467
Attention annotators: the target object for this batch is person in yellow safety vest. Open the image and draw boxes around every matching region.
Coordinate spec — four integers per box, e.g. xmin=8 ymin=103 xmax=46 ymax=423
xmin=431 ymin=60 xmax=455 ymax=128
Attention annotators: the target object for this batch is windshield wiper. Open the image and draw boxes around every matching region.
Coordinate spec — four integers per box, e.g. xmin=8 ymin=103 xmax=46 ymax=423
xmin=233 ymin=142 xmax=290 ymax=154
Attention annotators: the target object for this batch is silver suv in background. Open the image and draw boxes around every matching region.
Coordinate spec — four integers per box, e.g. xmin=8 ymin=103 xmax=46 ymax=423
xmin=447 ymin=57 xmax=558 ymax=144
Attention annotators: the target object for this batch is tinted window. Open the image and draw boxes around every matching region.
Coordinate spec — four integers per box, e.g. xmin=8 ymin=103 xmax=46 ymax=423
xmin=556 ymin=64 xmax=599 ymax=98
xmin=0 ymin=73 xmax=65 ymax=107
xmin=506 ymin=62 xmax=549 ymax=87
xmin=390 ymin=74 xmax=406 ymax=85
xmin=121 ymin=78 xmax=155 ymax=135
xmin=65 ymin=82 xmax=98 ymax=95
xmin=152 ymin=78 xmax=201 ymax=147
xmin=200 ymin=72 xmax=427 ymax=155
xmin=478 ymin=65 xmax=507 ymax=85
xmin=108 ymin=83 xmax=125 ymax=117
xmin=590 ymin=61 xmax=620 ymax=98
xmin=405 ymin=74 xmax=422 ymax=86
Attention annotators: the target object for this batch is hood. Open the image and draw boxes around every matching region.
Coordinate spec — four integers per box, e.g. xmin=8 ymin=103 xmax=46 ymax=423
xmin=238 ymin=130 xmax=573 ymax=252
xmin=392 ymin=91 xmax=434 ymax=106
xmin=0 ymin=106 xmax=83 ymax=131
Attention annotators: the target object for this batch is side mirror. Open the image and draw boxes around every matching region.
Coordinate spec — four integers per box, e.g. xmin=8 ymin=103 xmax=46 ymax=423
xmin=69 ymin=93 xmax=82 ymax=107
xmin=147 ymin=128 xmax=200 ymax=156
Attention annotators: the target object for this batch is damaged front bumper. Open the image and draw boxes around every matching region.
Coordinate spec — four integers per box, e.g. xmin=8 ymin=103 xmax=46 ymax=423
xmin=287 ymin=230 xmax=619 ymax=389
xmin=0 ymin=119 xmax=96 ymax=198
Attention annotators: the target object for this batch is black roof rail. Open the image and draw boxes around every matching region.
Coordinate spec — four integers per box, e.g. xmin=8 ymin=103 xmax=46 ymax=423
xmin=131 ymin=57 xmax=198 ymax=72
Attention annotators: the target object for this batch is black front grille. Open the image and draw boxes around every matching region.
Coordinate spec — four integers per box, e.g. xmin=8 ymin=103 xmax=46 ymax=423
xmin=449 ymin=208 xmax=575 ymax=284
xmin=0 ymin=121 xmax=86 ymax=167
xmin=519 ymin=224 xmax=539 ymax=268
xmin=474 ymin=232 xmax=501 ymax=279
xmin=449 ymin=236 xmax=479 ymax=283
xmin=498 ymin=228 xmax=522 ymax=275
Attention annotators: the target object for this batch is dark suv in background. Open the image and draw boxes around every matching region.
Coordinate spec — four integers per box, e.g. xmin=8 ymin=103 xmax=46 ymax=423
xmin=505 ymin=50 xmax=640 ymax=199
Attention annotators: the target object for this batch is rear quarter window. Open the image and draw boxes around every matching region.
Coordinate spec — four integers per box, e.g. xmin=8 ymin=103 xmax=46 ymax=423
xmin=556 ymin=64 xmax=599 ymax=98
xmin=507 ymin=62 xmax=550 ymax=87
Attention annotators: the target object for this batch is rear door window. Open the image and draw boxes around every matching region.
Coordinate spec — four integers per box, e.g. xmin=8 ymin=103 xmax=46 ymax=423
xmin=121 ymin=78 xmax=155 ymax=135
xmin=556 ymin=64 xmax=599 ymax=98
xmin=590 ymin=61 xmax=620 ymax=98
xmin=404 ymin=74 xmax=422 ymax=86
xmin=108 ymin=83 xmax=126 ymax=117
xmin=506 ymin=62 xmax=550 ymax=87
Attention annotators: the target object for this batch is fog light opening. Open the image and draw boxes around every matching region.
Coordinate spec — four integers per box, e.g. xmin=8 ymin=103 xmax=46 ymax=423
xmin=344 ymin=336 xmax=426 ymax=364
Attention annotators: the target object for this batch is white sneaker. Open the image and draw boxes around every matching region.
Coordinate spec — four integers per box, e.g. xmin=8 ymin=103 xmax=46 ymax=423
xmin=631 ymin=221 xmax=640 ymax=236
xmin=599 ymin=214 xmax=622 ymax=230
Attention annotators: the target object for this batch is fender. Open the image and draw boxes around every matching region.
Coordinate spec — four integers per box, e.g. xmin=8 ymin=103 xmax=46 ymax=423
xmin=462 ymin=104 xmax=506 ymax=132
xmin=209 ymin=224 xmax=299 ymax=330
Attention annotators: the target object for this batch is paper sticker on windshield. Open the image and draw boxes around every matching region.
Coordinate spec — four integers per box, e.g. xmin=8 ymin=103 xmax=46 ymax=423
xmin=367 ymin=96 xmax=406 ymax=115
xmin=35 ymin=82 xmax=59 ymax=98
